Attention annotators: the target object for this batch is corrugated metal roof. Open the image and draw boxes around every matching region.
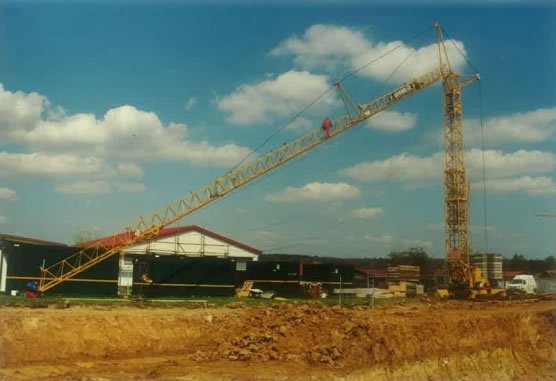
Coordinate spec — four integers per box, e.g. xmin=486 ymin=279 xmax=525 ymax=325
xmin=0 ymin=233 xmax=68 ymax=247
xmin=76 ymin=225 xmax=262 ymax=255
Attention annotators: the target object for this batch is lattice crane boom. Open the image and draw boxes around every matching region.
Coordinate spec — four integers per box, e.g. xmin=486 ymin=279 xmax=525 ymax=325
xmin=39 ymin=66 xmax=448 ymax=292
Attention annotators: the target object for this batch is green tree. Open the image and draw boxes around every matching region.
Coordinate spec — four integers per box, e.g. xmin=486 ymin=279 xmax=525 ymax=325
xmin=508 ymin=253 xmax=528 ymax=271
xmin=545 ymin=256 xmax=556 ymax=270
xmin=72 ymin=230 xmax=98 ymax=245
xmin=387 ymin=247 xmax=441 ymax=275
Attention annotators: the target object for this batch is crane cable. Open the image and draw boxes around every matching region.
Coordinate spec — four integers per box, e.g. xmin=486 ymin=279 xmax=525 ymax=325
xmin=260 ymin=32 xmax=432 ymax=251
xmin=479 ymin=81 xmax=489 ymax=251
xmin=223 ymin=27 xmax=434 ymax=248
xmin=225 ymin=25 xmax=434 ymax=175
xmin=210 ymin=24 xmax=433 ymax=249
xmin=264 ymin=215 xmax=354 ymax=253
xmin=442 ymin=27 xmax=489 ymax=251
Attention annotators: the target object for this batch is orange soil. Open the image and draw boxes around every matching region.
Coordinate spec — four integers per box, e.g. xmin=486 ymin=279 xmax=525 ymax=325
xmin=0 ymin=299 xmax=554 ymax=380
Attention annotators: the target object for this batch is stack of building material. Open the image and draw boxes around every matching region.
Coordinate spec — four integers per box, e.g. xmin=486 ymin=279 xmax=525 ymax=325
xmin=487 ymin=253 xmax=503 ymax=287
xmin=387 ymin=265 xmax=420 ymax=284
xmin=470 ymin=253 xmax=488 ymax=277
xmin=406 ymin=283 xmax=425 ymax=297
xmin=471 ymin=252 xmax=503 ymax=287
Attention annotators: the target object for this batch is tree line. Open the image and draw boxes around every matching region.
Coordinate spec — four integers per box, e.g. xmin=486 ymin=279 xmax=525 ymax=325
xmin=264 ymin=248 xmax=556 ymax=276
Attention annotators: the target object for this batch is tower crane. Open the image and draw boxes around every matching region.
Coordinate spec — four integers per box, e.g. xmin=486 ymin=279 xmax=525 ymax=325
xmin=39 ymin=23 xmax=480 ymax=294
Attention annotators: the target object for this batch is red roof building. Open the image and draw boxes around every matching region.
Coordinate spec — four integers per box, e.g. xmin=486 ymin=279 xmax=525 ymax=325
xmin=77 ymin=225 xmax=261 ymax=260
xmin=503 ymin=270 xmax=523 ymax=281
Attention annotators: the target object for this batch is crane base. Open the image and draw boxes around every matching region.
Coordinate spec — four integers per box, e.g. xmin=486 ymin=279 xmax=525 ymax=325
xmin=435 ymin=288 xmax=507 ymax=299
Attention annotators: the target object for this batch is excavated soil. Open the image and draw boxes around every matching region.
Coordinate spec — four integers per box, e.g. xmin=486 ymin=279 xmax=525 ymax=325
xmin=0 ymin=299 xmax=555 ymax=380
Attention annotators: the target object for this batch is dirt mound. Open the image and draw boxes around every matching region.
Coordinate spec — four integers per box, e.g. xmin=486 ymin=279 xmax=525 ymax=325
xmin=199 ymin=301 xmax=556 ymax=371
xmin=0 ymin=300 xmax=554 ymax=380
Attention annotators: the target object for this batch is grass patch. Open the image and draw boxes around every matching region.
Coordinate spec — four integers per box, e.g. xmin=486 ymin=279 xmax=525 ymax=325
xmin=0 ymin=293 xmax=420 ymax=309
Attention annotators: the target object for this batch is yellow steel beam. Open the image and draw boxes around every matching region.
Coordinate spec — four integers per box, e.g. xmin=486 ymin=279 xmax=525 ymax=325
xmin=39 ymin=66 xmax=447 ymax=293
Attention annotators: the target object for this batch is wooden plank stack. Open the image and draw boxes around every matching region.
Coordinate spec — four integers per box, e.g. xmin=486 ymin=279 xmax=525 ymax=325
xmin=387 ymin=265 xmax=420 ymax=284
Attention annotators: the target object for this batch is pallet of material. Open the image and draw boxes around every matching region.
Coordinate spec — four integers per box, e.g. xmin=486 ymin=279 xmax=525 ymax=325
xmin=406 ymin=283 xmax=424 ymax=297
xmin=387 ymin=265 xmax=420 ymax=283
xmin=331 ymin=288 xmax=404 ymax=298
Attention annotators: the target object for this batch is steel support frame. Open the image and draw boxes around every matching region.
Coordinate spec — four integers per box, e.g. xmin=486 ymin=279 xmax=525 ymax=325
xmin=443 ymin=72 xmax=471 ymax=288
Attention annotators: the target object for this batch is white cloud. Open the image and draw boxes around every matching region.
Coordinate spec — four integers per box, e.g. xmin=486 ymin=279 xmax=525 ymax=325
xmin=54 ymin=180 xmax=147 ymax=195
xmin=0 ymin=216 xmax=6 ymax=224
xmin=55 ymin=181 xmax=111 ymax=195
xmin=465 ymin=107 xmax=556 ymax=145
xmin=0 ymin=84 xmax=46 ymax=141
xmin=217 ymin=70 xmax=335 ymax=125
xmin=0 ymin=187 xmax=18 ymax=201
xmin=364 ymin=234 xmax=394 ymax=244
xmin=341 ymin=149 xmax=556 ymax=184
xmin=426 ymin=223 xmax=496 ymax=232
xmin=341 ymin=152 xmax=441 ymax=182
xmin=23 ymin=105 xmax=251 ymax=166
xmin=474 ymin=176 xmax=556 ymax=196
xmin=466 ymin=149 xmax=556 ymax=180
xmin=364 ymin=234 xmax=432 ymax=250
xmin=0 ymin=84 xmax=251 ymax=168
xmin=265 ymin=181 xmax=360 ymax=203
xmin=350 ymin=207 xmax=384 ymax=219
xmin=0 ymin=152 xmax=107 ymax=177
xmin=470 ymin=225 xmax=496 ymax=233
xmin=114 ymin=182 xmax=146 ymax=193
xmin=117 ymin=163 xmax=144 ymax=178
xmin=366 ymin=110 xmax=417 ymax=132
xmin=185 ymin=97 xmax=197 ymax=110
xmin=285 ymin=117 xmax=313 ymax=131
xmin=408 ymin=239 xmax=433 ymax=250
xmin=272 ymin=24 xmax=466 ymax=82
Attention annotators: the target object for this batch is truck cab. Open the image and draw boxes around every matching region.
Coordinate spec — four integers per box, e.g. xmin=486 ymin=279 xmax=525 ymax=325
xmin=506 ymin=274 xmax=537 ymax=294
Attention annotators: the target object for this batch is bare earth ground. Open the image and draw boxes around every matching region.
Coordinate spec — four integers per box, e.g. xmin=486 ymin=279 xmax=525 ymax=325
xmin=0 ymin=299 xmax=555 ymax=380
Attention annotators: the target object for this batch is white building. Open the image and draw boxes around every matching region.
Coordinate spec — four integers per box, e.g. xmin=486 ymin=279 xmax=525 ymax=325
xmin=81 ymin=225 xmax=261 ymax=260
xmin=79 ymin=225 xmax=261 ymax=294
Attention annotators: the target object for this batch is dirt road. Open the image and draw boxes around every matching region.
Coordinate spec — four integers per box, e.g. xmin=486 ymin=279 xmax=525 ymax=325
xmin=0 ymin=299 xmax=554 ymax=380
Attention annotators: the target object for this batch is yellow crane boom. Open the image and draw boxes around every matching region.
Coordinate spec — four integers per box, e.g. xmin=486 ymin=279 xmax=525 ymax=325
xmin=39 ymin=66 xmax=448 ymax=292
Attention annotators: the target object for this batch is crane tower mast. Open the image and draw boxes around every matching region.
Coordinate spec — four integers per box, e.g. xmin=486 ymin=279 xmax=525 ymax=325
xmin=436 ymin=23 xmax=480 ymax=290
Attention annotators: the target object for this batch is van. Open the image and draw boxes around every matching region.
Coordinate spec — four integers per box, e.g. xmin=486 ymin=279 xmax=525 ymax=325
xmin=506 ymin=274 xmax=537 ymax=294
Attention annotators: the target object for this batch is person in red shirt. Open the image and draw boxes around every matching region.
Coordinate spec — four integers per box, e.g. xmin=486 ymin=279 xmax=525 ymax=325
xmin=322 ymin=117 xmax=332 ymax=139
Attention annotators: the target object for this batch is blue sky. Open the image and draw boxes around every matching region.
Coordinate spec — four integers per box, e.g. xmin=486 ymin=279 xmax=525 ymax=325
xmin=0 ymin=1 xmax=554 ymax=259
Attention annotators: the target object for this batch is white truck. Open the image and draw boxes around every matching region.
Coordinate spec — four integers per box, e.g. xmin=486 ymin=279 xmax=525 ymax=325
xmin=506 ymin=274 xmax=537 ymax=294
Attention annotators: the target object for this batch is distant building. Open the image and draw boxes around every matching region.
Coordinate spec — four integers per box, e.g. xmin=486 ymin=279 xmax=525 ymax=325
xmin=0 ymin=233 xmax=79 ymax=295
xmin=80 ymin=225 xmax=261 ymax=296
xmin=0 ymin=226 xmax=261 ymax=296
xmin=77 ymin=225 xmax=261 ymax=260
xmin=354 ymin=268 xmax=387 ymax=288
xmin=1 ymin=228 xmax=359 ymax=298
xmin=536 ymin=270 xmax=556 ymax=294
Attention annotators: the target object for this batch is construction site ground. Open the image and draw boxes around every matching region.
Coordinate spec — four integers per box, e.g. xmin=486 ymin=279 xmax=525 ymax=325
xmin=0 ymin=297 xmax=555 ymax=381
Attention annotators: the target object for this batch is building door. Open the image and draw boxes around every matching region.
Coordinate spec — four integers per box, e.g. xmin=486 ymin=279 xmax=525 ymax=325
xmin=0 ymin=249 xmax=6 ymax=293
xmin=118 ymin=256 xmax=134 ymax=296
